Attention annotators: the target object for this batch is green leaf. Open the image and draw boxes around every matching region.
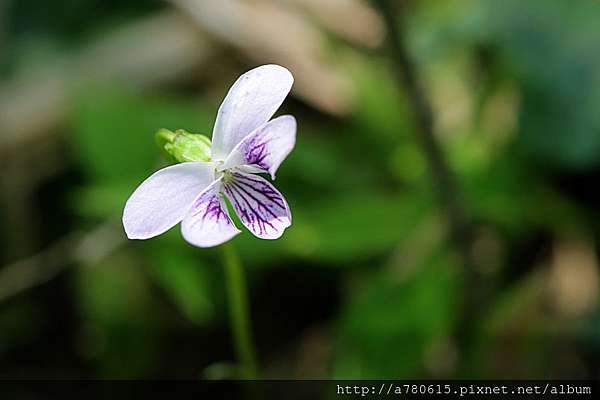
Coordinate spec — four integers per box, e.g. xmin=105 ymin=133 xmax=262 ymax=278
xmin=482 ymin=0 xmax=600 ymax=170
xmin=334 ymin=248 xmax=462 ymax=378
xmin=224 ymin=190 xmax=433 ymax=268
xmin=70 ymin=181 xmax=133 ymax=219
xmin=69 ymin=86 xmax=214 ymax=182
xmin=282 ymin=191 xmax=432 ymax=264
xmin=146 ymin=237 xmax=216 ymax=325
xmin=465 ymin=270 xmax=550 ymax=378
xmin=75 ymin=248 xmax=162 ymax=378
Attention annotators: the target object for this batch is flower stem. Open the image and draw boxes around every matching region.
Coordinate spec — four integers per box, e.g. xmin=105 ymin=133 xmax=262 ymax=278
xmin=220 ymin=242 xmax=259 ymax=379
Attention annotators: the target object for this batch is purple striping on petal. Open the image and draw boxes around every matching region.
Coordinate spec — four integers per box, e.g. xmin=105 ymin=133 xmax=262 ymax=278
xmin=231 ymin=173 xmax=285 ymax=209
xmin=224 ymin=184 xmax=276 ymax=236
xmin=189 ymin=191 xmax=232 ymax=228
xmin=221 ymin=115 xmax=295 ymax=178
xmin=181 ymin=179 xmax=241 ymax=247
xmin=243 ymin=136 xmax=273 ymax=170
xmin=223 ymin=173 xmax=290 ymax=238
xmin=228 ymin=184 xmax=279 ymax=220
xmin=231 ymin=172 xmax=264 ymax=182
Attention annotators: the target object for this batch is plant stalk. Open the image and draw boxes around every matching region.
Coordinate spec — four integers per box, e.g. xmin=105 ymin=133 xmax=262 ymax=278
xmin=372 ymin=0 xmax=485 ymax=353
xmin=221 ymin=242 xmax=259 ymax=379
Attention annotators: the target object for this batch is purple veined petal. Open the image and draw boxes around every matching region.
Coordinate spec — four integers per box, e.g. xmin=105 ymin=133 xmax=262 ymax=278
xmin=123 ymin=162 xmax=216 ymax=240
xmin=181 ymin=179 xmax=241 ymax=247
xmin=221 ymin=115 xmax=296 ymax=179
xmin=222 ymin=172 xmax=292 ymax=240
xmin=211 ymin=65 xmax=294 ymax=161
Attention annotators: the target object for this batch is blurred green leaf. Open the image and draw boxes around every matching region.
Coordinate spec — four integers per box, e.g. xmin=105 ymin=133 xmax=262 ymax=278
xmin=466 ymin=270 xmax=550 ymax=378
xmin=228 ymin=190 xmax=433 ymax=267
xmin=351 ymin=59 xmax=412 ymax=145
xmin=465 ymin=151 xmax=587 ymax=235
xmin=284 ymin=191 xmax=432 ymax=264
xmin=75 ymin=248 xmax=162 ymax=378
xmin=481 ymin=0 xmax=600 ymax=170
xmin=334 ymin=248 xmax=461 ymax=378
xmin=69 ymin=86 xmax=214 ymax=183
xmin=146 ymin=235 xmax=216 ymax=325
xmin=71 ymin=181 xmax=132 ymax=219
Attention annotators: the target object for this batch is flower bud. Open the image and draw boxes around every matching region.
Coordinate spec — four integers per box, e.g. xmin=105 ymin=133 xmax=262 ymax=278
xmin=155 ymin=128 xmax=212 ymax=163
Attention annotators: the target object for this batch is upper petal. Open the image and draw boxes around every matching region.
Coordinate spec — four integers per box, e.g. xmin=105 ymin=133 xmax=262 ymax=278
xmin=221 ymin=115 xmax=296 ymax=179
xmin=211 ymin=64 xmax=294 ymax=161
xmin=222 ymin=172 xmax=292 ymax=240
xmin=123 ymin=162 xmax=215 ymax=239
xmin=181 ymin=179 xmax=241 ymax=247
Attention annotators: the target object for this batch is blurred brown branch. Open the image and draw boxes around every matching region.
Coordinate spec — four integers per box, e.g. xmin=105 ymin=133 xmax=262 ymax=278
xmin=0 ymin=223 xmax=124 ymax=303
xmin=284 ymin=0 xmax=384 ymax=48
xmin=374 ymin=0 xmax=474 ymax=259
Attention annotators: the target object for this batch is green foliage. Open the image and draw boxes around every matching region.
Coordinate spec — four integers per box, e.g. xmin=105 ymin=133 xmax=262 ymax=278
xmin=466 ymin=270 xmax=550 ymax=378
xmin=334 ymin=248 xmax=462 ymax=378
xmin=282 ymin=192 xmax=432 ymax=263
xmin=70 ymin=86 xmax=214 ymax=184
xmin=478 ymin=0 xmax=600 ymax=171
xmin=75 ymin=249 xmax=163 ymax=378
xmin=146 ymin=234 xmax=216 ymax=325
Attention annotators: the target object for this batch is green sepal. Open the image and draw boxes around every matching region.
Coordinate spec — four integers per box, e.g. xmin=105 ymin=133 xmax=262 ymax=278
xmin=155 ymin=128 xmax=212 ymax=163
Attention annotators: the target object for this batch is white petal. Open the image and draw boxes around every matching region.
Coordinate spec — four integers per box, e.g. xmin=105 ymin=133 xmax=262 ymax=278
xmin=221 ymin=115 xmax=296 ymax=179
xmin=181 ymin=179 xmax=241 ymax=247
xmin=222 ymin=172 xmax=291 ymax=240
xmin=211 ymin=64 xmax=294 ymax=161
xmin=123 ymin=162 xmax=215 ymax=240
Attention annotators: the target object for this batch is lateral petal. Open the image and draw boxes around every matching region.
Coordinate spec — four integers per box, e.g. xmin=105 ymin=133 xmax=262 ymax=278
xmin=222 ymin=115 xmax=296 ymax=179
xmin=123 ymin=162 xmax=215 ymax=240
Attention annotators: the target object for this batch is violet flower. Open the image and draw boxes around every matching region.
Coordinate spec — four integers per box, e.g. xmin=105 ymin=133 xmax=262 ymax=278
xmin=122 ymin=64 xmax=296 ymax=247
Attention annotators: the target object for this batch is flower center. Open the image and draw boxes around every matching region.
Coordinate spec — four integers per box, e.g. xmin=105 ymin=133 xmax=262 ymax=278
xmin=214 ymin=159 xmax=226 ymax=171
xmin=221 ymin=169 xmax=235 ymax=184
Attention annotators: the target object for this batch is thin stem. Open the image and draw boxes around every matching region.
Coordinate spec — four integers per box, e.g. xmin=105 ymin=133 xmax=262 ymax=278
xmin=374 ymin=0 xmax=473 ymax=258
xmin=372 ymin=0 xmax=486 ymax=350
xmin=221 ymin=242 xmax=259 ymax=379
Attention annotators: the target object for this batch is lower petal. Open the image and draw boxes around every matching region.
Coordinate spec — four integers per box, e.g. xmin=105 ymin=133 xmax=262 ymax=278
xmin=181 ymin=179 xmax=241 ymax=247
xmin=222 ymin=172 xmax=291 ymax=240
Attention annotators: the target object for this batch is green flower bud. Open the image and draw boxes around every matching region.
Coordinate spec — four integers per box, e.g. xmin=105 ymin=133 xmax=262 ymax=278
xmin=155 ymin=128 xmax=212 ymax=163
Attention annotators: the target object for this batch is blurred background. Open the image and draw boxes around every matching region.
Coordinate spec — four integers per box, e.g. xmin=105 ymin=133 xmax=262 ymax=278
xmin=1 ymin=0 xmax=600 ymax=380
